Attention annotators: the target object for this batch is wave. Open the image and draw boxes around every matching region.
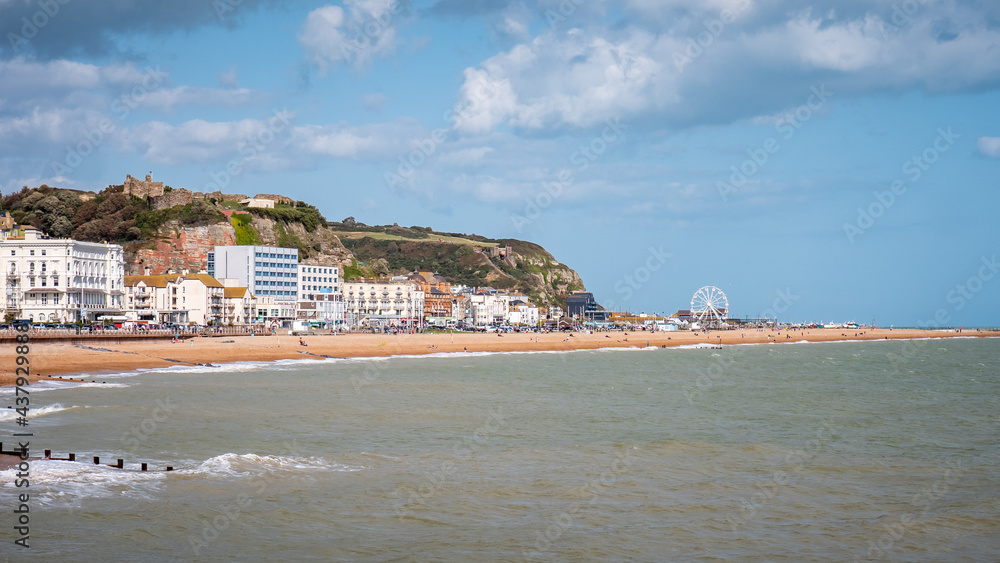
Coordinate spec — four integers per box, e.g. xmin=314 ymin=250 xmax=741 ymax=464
xmin=27 ymin=381 xmax=129 ymax=392
xmin=0 ymin=402 xmax=77 ymax=421
xmin=0 ymin=459 xmax=167 ymax=504
xmin=182 ymin=453 xmax=364 ymax=477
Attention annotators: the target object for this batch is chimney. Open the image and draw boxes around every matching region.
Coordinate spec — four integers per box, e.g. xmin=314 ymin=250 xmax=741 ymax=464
xmin=144 ymin=267 xmax=151 ymax=276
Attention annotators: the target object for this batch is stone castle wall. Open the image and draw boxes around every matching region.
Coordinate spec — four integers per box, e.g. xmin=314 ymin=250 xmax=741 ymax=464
xmin=151 ymin=188 xmax=194 ymax=210
xmin=123 ymin=174 xmax=165 ymax=198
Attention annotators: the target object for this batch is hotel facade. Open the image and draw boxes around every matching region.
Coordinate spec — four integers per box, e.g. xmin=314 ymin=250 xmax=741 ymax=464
xmin=0 ymin=228 xmax=125 ymax=323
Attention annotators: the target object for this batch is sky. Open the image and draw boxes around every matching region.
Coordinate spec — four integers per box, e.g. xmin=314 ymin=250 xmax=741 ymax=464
xmin=1 ymin=0 xmax=999 ymax=326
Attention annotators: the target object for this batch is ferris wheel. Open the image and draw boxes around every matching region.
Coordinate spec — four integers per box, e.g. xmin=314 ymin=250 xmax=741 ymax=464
xmin=691 ymin=286 xmax=728 ymax=325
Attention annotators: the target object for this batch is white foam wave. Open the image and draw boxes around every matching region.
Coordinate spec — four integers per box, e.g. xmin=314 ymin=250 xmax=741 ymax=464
xmin=184 ymin=453 xmax=364 ymax=477
xmin=670 ymin=343 xmax=724 ymax=350
xmin=0 ymin=459 xmax=166 ymax=504
xmin=0 ymin=403 xmax=76 ymax=422
xmin=27 ymin=381 xmax=129 ymax=391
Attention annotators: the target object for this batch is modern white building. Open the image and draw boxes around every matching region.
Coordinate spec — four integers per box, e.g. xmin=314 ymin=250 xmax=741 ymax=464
xmin=208 ymin=245 xmax=299 ymax=302
xmin=342 ymin=280 xmax=424 ymax=328
xmin=297 ymin=263 xmax=339 ymax=301
xmin=0 ymin=228 xmax=125 ymax=323
xmin=296 ymin=262 xmax=344 ymax=324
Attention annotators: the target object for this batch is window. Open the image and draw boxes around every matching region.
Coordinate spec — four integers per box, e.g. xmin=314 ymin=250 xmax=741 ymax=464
xmin=41 ymin=249 xmax=46 ymax=255
xmin=30 ymin=250 xmax=34 ymax=256
xmin=9 ymin=250 xmax=14 ymax=256
xmin=53 ymin=294 xmax=60 ymax=304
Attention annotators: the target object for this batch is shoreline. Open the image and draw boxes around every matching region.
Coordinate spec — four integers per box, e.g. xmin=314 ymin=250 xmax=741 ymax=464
xmin=3 ymin=327 xmax=998 ymax=386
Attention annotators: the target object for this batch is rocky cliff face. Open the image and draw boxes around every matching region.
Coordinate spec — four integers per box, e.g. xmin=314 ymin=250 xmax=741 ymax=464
xmin=127 ymin=223 xmax=235 ymax=274
xmin=125 ymin=216 xmax=352 ymax=275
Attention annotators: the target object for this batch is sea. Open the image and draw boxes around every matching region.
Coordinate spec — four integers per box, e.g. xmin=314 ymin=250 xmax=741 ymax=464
xmin=1 ymin=336 xmax=998 ymax=562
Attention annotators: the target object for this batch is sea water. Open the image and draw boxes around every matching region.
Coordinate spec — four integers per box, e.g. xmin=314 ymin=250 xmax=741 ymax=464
xmin=1 ymin=338 xmax=998 ymax=561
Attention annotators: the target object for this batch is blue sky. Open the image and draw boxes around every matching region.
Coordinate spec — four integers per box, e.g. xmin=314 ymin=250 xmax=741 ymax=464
xmin=1 ymin=0 xmax=999 ymax=326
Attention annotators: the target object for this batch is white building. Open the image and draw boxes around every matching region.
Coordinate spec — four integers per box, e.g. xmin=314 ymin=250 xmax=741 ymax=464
xmin=222 ymin=286 xmax=256 ymax=325
xmin=296 ymin=263 xmax=344 ymax=324
xmin=240 ymin=198 xmax=275 ymax=209
xmin=343 ymin=280 xmax=424 ymax=328
xmin=208 ymin=245 xmax=298 ymax=323
xmin=468 ymin=292 xmax=511 ymax=327
xmin=0 ymin=228 xmax=125 ymax=323
xmin=296 ymin=263 xmax=338 ymax=300
xmin=509 ymin=299 xmax=540 ymax=327
xmin=124 ymin=272 xmax=225 ymax=325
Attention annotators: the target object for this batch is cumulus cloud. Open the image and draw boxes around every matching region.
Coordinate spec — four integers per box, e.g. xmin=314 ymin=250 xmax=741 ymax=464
xmin=291 ymin=119 xmax=422 ymax=159
xmin=450 ymin=1 xmax=1000 ymax=133
xmin=122 ymin=113 xmax=423 ymax=169
xmin=299 ymin=0 xmax=408 ymax=70
xmin=978 ymin=137 xmax=1000 ymax=157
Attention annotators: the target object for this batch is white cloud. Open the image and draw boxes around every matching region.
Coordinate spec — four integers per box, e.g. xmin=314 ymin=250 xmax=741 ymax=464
xmin=451 ymin=3 xmax=1000 ymax=134
xmin=978 ymin=137 xmax=1000 ymax=158
xmin=218 ymin=67 xmax=239 ymax=88
xmin=438 ymin=146 xmax=494 ymax=165
xmin=299 ymin=1 xmax=403 ymax=70
xmin=291 ymin=119 xmax=420 ymax=160
xmin=123 ymin=114 xmax=422 ymax=169
xmin=140 ymin=86 xmax=269 ymax=111
xmin=363 ymin=92 xmax=387 ymax=112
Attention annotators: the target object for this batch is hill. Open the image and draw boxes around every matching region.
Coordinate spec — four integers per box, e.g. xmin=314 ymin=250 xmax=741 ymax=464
xmin=0 ymin=183 xmax=587 ymax=308
xmin=328 ymin=219 xmax=585 ymax=307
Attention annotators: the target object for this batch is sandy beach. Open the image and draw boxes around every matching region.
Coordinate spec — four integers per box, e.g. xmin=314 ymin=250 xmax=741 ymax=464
xmin=1 ymin=327 xmax=996 ymax=386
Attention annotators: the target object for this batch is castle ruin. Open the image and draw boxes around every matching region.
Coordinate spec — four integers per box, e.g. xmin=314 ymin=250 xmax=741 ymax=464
xmin=123 ymin=174 xmax=165 ymax=198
